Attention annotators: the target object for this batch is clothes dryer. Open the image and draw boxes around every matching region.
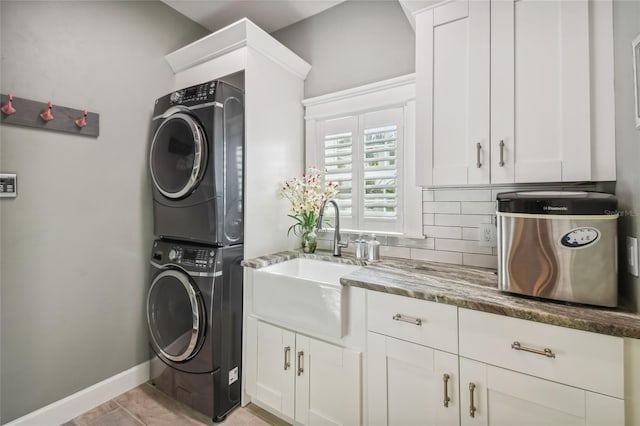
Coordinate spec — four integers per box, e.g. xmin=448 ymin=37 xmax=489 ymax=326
xmin=149 ymin=81 xmax=244 ymax=245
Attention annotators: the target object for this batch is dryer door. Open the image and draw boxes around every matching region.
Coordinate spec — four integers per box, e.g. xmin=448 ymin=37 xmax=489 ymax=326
xmin=149 ymin=113 xmax=206 ymax=199
xmin=147 ymin=268 xmax=205 ymax=362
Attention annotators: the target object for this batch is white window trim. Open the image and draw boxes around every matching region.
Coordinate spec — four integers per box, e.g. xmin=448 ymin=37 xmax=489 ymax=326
xmin=303 ymin=74 xmax=424 ymax=238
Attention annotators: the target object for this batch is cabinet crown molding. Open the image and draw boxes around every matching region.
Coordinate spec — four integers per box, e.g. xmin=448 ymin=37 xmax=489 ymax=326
xmin=165 ymin=18 xmax=311 ymax=80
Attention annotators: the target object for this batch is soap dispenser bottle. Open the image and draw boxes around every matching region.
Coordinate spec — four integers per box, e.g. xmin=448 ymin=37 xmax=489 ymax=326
xmin=367 ymin=234 xmax=380 ymax=262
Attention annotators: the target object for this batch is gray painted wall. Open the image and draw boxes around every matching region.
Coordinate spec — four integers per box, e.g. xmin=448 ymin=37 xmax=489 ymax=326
xmin=613 ymin=0 xmax=640 ymax=311
xmin=0 ymin=1 xmax=208 ymax=422
xmin=271 ymin=0 xmax=415 ymax=98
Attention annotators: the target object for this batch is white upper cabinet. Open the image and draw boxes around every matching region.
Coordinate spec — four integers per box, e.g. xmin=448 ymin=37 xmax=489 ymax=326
xmin=415 ymin=0 xmax=490 ymax=186
xmin=415 ymin=0 xmax=616 ymax=186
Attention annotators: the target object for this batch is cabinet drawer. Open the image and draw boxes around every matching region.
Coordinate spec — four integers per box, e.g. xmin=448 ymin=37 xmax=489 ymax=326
xmin=458 ymin=308 xmax=624 ymax=398
xmin=367 ymin=291 xmax=458 ymax=353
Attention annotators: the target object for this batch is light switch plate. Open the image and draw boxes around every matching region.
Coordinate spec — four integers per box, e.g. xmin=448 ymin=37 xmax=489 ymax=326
xmin=0 ymin=173 xmax=17 ymax=198
xmin=627 ymin=236 xmax=639 ymax=277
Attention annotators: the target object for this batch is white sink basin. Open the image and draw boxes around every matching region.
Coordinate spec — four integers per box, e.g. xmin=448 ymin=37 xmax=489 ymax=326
xmin=252 ymin=258 xmax=362 ymax=338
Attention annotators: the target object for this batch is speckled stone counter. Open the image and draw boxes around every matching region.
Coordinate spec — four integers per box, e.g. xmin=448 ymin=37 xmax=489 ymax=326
xmin=242 ymin=250 xmax=640 ymax=339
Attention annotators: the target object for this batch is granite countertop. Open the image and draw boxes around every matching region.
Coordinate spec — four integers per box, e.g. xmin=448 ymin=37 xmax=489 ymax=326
xmin=242 ymin=250 xmax=640 ymax=339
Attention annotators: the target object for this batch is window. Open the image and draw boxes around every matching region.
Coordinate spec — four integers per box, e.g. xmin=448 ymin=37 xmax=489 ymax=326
xmin=319 ymin=108 xmax=404 ymax=233
xmin=303 ymin=74 xmax=423 ymax=237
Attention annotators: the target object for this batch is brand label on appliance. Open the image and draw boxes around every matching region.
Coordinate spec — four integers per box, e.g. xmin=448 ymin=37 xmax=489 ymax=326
xmin=560 ymin=227 xmax=600 ymax=248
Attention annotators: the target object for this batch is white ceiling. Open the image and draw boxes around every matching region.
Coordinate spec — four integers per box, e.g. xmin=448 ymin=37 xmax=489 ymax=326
xmin=162 ymin=0 xmax=441 ymax=34
xmin=162 ymin=0 xmax=347 ymax=34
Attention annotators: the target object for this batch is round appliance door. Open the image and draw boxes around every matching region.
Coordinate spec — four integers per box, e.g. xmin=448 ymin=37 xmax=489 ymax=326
xmin=149 ymin=112 xmax=206 ymax=199
xmin=147 ymin=269 xmax=205 ymax=362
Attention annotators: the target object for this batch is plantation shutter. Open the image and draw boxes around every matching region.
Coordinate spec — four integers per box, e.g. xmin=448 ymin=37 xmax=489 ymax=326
xmin=360 ymin=108 xmax=403 ymax=232
xmin=317 ymin=109 xmax=403 ymax=233
xmin=320 ymin=116 xmax=358 ymax=229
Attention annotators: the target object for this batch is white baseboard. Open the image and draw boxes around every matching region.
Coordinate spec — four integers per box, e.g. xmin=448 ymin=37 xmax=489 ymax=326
xmin=4 ymin=361 xmax=150 ymax=426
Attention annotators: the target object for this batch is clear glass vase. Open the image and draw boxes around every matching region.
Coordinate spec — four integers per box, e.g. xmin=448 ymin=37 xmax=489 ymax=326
xmin=301 ymin=227 xmax=318 ymax=253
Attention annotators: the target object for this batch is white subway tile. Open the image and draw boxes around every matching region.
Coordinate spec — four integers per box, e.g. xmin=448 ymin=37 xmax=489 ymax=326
xmin=461 ymin=201 xmax=497 ymax=215
xmin=434 ymin=189 xmax=492 ymax=202
xmin=435 ymin=214 xmax=493 ymax=227
xmin=492 ymin=247 xmax=498 ymax=256
xmin=423 ymin=225 xmax=462 ymax=239
xmin=423 ymin=202 xmax=436 ymax=213
xmin=463 ymin=253 xmax=498 ymax=269
xmin=411 ymin=248 xmax=462 ymax=265
xmin=423 ymin=190 xmax=435 ymax=202
xmin=434 ymin=202 xmax=461 ymax=214
xmin=435 ymin=239 xmax=493 ymax=255
xmin=387 ymin=236 xmax=435 ymax=249
xmin=380 ymin=245 xmax=411 ymax=259
xmin=423 ymin=213 xmax=435 ymax=225
xmin=462 ymin=227 xmax=480 ymax=241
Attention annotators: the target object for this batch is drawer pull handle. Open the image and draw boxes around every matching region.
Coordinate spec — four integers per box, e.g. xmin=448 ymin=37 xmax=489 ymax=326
xmin=469 ymin=383 xmax=477 ymax=418
xmin=392 ymin=313 xmax=422 ymax=326
xmin=283 ymin=346 xmax=291 ymax=370
xmin=476 ymin=142 xmax=482 ymax=168
xmin=499 ymin=140 xmax=505 ymax=167
xmin=297 ymin=351 xmax=304 ymax=376
xmin=511 ymin=341 xmax=556 ymax=358
xmin=443 ymin=373 xmax=451 ymax=408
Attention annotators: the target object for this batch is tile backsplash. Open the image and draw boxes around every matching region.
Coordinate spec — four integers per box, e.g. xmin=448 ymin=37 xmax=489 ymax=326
xmin=318 ymin=183 xmax=613 ymax=270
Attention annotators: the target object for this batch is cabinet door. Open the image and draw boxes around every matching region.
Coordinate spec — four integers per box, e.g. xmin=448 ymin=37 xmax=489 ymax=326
xmin=491 ymin=0 xmax=591 ymax=183
xmin=459 ymin=358 xmax=624 ymax=426
xmin=255 ymin=321 xmax=295 ymax=418
xmin=415 ymin=0 xmax=490 ymax=186
xmin=296 ymin=335 xmax=362 ymax=426
xmin=367 ymin=332 xmax=459 ymax=426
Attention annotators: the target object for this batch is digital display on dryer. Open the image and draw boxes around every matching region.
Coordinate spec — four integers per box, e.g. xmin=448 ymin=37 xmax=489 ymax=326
xmin=182 ymin=249 xmax=197 ymax=263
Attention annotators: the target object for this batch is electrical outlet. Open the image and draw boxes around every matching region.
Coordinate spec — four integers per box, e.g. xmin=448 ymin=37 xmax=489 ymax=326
xmin=627 ymin=236 xmax=639 ymax=277
xmin=479 ymin=222 xmax=497 ymax=247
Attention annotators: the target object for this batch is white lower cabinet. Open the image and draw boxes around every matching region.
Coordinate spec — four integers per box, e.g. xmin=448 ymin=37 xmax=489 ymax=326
xmin=459 ymin=357 xmax=624 ymax=426
xmin=254 ymin=320 xmax=362 ymax=426
xmin=367 ymin=332 xmax=459 ymax=426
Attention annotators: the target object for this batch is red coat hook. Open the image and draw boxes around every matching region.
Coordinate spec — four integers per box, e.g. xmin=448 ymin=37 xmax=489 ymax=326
xmin=75 ymin=110 xmax=88 ymax=128
xmin=1 ymin=94 xmax=16 ymax=115
xmin=40 ymin=101 xmax=54 ymax=121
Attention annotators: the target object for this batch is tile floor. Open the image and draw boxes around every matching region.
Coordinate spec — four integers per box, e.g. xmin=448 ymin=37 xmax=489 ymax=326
xmin=63 ymin=383 xmax=288 ymax=426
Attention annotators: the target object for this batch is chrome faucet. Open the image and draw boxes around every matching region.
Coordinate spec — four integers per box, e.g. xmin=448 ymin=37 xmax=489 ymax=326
xmin=317 ymin=199 xmax=348 ymax=256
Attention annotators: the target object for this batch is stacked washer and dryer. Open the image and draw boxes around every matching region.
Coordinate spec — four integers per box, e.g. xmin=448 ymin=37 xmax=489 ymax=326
xmin=146 ymin=80 xmax=245 ymax=422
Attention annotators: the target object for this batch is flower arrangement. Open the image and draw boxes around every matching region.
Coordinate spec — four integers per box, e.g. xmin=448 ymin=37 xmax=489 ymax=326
xmin=280 ymin=167 xmax=339 ymax=252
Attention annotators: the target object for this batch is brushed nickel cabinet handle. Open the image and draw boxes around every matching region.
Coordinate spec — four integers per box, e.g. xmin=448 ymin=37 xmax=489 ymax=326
xmin=476 ymin=142 xmax=482 ymax=168
xmin=499 ymin=140 xmax=505 ymax=167
xmin=443 ymin=373 xmax=451 ymax=408
xmin=283 ymin=346 xmax=291 ymax=370
xmin=297 ymin=351 xmax=304 ymax=376
xmin=469 ymin=383 xmax=477 ymax=418
xmin=511 ymin=341 xmax=556 ymax=358
xmin=392 ymin=313 xmax=422 ymax=326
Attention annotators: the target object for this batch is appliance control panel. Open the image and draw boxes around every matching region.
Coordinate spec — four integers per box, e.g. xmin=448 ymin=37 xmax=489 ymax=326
xmin=167 ymin=246 xmax=216 ymax=269
xmin=0 ymin=174 xmax=17 ymax=198
xmin=170 ymin=81 xmax=217 ymax=105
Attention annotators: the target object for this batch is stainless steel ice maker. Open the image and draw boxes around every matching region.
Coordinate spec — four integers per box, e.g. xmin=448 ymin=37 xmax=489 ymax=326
xmin=497 ymin=191 xmax=618 ymax=307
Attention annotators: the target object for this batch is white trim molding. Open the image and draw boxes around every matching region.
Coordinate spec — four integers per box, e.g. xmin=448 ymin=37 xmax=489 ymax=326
xmin=4 ymin=361 xmax=149 ymax=426
xmin=303 ymin=74 xmax=416 ymax=120
xmin=165 ymin=18 xmax=311 ymax=80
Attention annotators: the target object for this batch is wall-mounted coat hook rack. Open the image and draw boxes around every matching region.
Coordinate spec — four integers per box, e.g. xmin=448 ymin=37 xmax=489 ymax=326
xmin=1 ymin=94 xmax=17 ymax=115
xmin=0 ymin=94 xmax=99 ymax=137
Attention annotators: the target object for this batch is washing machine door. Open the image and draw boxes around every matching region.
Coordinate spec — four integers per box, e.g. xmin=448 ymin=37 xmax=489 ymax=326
xmin=149 ymin=112 xmax=206 ymax=199
xmin=147 ymin=268 xmax=205 ymax=362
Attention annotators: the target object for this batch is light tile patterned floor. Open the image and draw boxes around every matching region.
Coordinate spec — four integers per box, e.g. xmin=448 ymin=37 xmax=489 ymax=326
xmin=63 ymin=383 xmax=289 ymax=426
